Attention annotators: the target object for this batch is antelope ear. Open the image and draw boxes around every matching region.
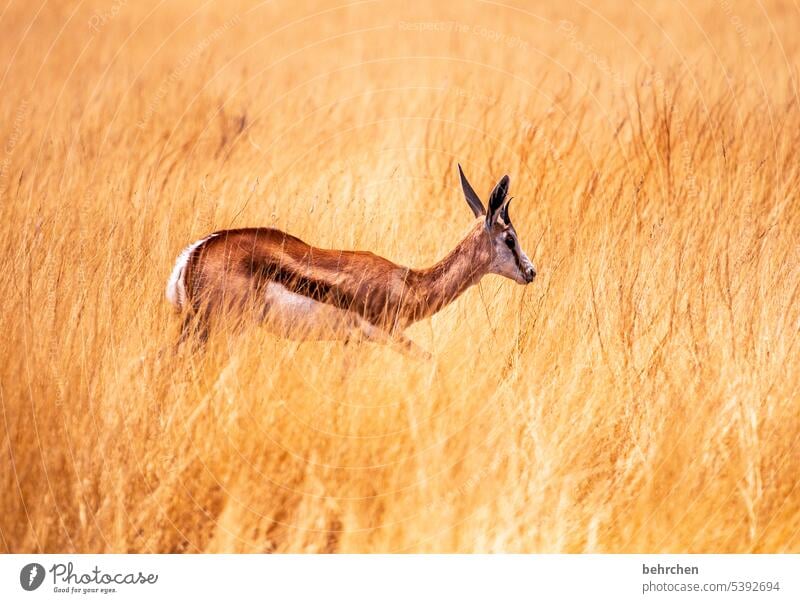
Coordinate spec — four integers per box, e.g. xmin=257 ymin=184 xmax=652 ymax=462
xmin=486 ymin=175 xmax=510 ymax=226
xmin=458 ymin=164 xmax=485 ymax=218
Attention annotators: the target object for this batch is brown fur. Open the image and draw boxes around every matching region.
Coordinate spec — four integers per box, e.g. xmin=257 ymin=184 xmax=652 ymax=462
xmin=180 ymin=222 xmax=493 ymax=338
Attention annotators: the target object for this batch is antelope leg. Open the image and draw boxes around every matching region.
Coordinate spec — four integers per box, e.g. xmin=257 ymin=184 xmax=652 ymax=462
xmin=353 ymin=320 xmax=431 ymax=360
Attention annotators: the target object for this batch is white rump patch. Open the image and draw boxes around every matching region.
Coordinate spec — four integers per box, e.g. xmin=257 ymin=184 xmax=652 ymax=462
xmin=165 ymin=233 xmax=219 ymax=311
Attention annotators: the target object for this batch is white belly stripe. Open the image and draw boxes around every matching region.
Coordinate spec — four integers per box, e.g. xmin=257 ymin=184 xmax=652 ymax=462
xmin=262 ymin=281 xmax=357 ymax=339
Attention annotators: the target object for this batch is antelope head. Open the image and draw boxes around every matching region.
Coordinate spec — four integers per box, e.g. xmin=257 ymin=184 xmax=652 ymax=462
xmin=458 ymin=164 xmax=537 ymax=284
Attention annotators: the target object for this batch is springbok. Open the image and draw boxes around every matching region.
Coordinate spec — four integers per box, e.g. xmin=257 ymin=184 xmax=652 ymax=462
xmin=166 ymin=165 xmax=536 ymax=355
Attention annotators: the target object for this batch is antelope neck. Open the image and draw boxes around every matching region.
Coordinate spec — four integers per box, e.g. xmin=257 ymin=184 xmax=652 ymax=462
xmin=405 ymin=223 xmax=490 ymax=320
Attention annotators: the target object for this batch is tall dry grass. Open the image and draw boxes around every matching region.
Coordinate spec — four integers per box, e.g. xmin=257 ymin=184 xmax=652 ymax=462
xmin=1 ymin=0 xmax=799 ymax=552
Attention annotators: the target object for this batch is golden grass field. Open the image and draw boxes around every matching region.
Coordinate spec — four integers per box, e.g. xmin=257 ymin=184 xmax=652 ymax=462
xmin=1 ymin=0 xmax=799 ymax=553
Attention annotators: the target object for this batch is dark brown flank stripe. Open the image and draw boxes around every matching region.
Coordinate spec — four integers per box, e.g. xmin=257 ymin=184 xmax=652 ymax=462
xmin=245 ymin=258 xmax=397 ymax=327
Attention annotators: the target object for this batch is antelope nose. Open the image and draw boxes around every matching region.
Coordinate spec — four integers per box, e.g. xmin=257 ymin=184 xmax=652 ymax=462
xmin=525 ymin=266 xmax=536 ymax=283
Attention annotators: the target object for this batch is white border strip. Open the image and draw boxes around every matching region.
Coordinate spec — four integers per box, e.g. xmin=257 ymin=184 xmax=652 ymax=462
xmin=1 ymin=554 xmax=798 ymax=602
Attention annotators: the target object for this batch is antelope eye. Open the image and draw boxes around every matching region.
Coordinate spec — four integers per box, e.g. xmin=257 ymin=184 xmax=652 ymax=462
xmin=504 ymin=234 xmax=515 ymax=248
